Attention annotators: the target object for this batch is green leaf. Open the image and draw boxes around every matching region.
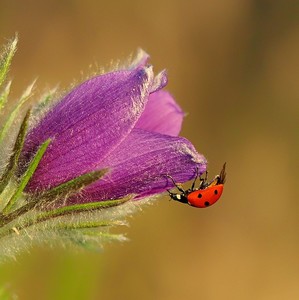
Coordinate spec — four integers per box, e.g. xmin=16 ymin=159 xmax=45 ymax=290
xmin=0 ymin=80 xmax=36 ymax=145
xmin=2 ymin=138 xmax=51 ymax=214
xmin=0 ymin=109 xmax=31 ymax=194
xmin=0 ymin=35 xmax=18 ymax=88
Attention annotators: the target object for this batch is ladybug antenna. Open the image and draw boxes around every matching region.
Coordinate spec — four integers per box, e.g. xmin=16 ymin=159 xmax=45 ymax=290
xmin=218 ymin=162 xmax=226 ymax=184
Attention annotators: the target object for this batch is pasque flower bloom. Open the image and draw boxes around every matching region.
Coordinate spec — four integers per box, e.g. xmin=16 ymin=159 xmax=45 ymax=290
xmin=0 ymin=38 xmax=207 ymax=259
xmin=21 ymin=51 xmax=207 ymax=204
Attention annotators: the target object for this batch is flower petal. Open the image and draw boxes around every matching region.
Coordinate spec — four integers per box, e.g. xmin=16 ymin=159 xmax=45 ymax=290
xmin=135 ymin=90 xmax=184 ymax=136
xmin=129 ymin=49 xmax=149 ymax=69
xmin=150 ymin=69 xmax=168 ymax=93
xmin=67 ymin=128 xmax=207 ymax=204
xmin=128 ymin=50 xmax=167 ymax=93
xmin=24 ymin=66 xmax=154 ymax=191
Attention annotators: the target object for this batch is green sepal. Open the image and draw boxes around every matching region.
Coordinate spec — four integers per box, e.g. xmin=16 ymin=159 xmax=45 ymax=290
xmin=0 ymin=168 xmax=109 ymax=226
xmin=0 ymin=81 xmax=11 ymax=111
xmin=0 ymin=80 xmax=35 ymax=145
xmin=0 ymin=35 xmax=17 ymax=88
xmin=59 ymin=223 xmax=128 ymax=251
xmin=46 ymin=220 xmax=128 ymax=250
xmin=67 ymin=231 xmax=126 ymax=251
xmin=33 ymin=87 xmax=57 ymax=115
xmin=36 ymin=168 xmax=109 ymax=205
xmin=0 ymin=109 xmax=31 ymax=194
xmin=2 ymin=138 xmax=51 ymax=214
xmin=0 ymin=196 xmax=131 ymax=239
xmin=34 ymin=197 xmax=131 ymax=223
xmin=54 ymin=220 xmax=127 ymax=230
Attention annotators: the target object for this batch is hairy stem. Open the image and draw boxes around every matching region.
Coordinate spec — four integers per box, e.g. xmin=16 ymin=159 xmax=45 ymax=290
xmin=0 ymin=197 xmax=130 ymax=239
xmin=0 ymin=168 xmax=109 ymax=226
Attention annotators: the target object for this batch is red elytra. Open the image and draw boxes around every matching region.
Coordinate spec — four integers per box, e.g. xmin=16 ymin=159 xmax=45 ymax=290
xmin=186 ymin=184 xmax=224 ymax=208
xmin=167 ymin=163 xmax=226 ymax=208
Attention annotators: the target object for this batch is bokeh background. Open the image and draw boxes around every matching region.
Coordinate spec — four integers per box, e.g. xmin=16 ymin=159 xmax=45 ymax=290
xmin=0 ymin=0 xmax=298 ymax=299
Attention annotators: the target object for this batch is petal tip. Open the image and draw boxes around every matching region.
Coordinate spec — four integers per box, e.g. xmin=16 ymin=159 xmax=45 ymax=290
xmin=129 ymin=49 xmax=150 ymax=69
xmin=150 ymin=69 xmax=168 ymax=93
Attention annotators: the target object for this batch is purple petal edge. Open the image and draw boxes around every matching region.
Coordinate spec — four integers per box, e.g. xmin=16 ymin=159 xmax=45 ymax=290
xmin=64 ymin=128 xmax=207 ymax=204
xmin=129 ymin=49 xmax=149 ymax=69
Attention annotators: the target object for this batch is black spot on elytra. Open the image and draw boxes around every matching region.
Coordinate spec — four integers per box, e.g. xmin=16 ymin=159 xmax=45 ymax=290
xmin=197 ymin=193 xmax=202 ymax=198
xmin=214 ymin=189 xmax=218 ymax=195
xmin=204 ymin=201 xmax=210 ymax=206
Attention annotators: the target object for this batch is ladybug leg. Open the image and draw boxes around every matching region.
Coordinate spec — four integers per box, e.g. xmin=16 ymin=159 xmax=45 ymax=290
xmin=191 ymin=167 xmax=199 ymax=191
xmin=198 ymin=177 xmax=205 ymax=189
xmin=199 ymin=170 xmax=209 ymax=189
xmin=204 ymin=170 xmax=208 ymax=182
xmin=165 ymin=175 xmax=185 ymax=193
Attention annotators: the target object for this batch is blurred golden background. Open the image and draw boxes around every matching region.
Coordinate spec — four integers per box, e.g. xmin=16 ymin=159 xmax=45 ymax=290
xmin=0 ymin=0 xmax=298 ymax=299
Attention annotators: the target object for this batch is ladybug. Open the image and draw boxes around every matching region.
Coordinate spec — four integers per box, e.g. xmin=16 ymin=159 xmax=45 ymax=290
xmin=167 ymin=163 xmax=226 ymax=208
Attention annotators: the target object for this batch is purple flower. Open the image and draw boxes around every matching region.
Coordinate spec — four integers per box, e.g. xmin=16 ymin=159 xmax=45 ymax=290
xmin=21 ymin=51 xmax=207 ymax=204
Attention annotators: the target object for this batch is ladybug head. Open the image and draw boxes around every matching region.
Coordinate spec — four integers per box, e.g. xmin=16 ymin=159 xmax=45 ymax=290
xmin=168 ymin=192 xmax=188 ymax=204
